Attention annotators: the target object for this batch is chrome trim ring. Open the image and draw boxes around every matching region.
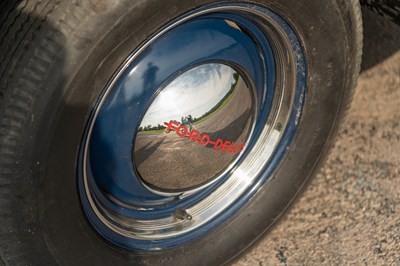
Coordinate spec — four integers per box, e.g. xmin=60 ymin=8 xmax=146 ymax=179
xmin=78 ymin=3 xmax=306 ymax=251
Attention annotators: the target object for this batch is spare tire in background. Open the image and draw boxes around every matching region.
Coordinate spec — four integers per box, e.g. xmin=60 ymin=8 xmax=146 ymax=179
xmin=0 ymin=0 xmax=362 ymax=265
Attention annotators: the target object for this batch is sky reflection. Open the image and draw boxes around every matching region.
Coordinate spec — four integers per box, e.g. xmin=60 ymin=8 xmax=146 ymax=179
xmin=140 ymin=64 xmax=236 ymax=128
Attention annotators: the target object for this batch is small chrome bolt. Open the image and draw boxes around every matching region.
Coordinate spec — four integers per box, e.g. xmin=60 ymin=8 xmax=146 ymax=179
xmin=174 ymin=208 xmax=192 ymax=220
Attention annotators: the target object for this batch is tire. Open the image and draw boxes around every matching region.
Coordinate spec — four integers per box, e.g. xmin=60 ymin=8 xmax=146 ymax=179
xmin=0 ymin=0 xmax=362 ymax=265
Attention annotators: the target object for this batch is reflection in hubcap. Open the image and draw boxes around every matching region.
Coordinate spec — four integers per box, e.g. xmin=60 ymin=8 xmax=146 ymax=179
xmin=134 ymin=64 xmax=254 ymax=192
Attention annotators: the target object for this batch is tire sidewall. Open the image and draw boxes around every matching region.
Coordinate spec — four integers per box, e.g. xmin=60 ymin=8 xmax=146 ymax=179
xmin=13 ymin=0 xmax=358 ymax=265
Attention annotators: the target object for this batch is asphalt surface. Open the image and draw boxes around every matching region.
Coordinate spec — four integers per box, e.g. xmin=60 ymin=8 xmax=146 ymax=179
xmin=236 ymin=8 xmax=400 ymax=266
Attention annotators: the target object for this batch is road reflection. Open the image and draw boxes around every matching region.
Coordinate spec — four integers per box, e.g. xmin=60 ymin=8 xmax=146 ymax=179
xmin=134 ymin=64 xmax=254 ymax=191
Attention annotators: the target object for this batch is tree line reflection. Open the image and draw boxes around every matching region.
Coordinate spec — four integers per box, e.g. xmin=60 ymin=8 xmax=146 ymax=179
xmin=138 ymin=72 xmax=239 ymax=133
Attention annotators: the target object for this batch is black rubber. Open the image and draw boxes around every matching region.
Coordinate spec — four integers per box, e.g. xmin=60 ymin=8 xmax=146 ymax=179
xmin=0 ymin=0 xmax=362 ymax=265
xmin=361 ymin=0 xmax=400 ymax=25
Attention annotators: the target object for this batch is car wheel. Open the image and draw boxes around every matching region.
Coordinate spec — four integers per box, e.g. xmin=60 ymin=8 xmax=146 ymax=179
xmin=0 ymin=0 xmax=362 ymax=265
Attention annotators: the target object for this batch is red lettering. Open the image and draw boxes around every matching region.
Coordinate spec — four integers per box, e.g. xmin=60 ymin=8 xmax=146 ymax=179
xmin=187 ymin=129 xmax=201 ymax=142
xmin=199 ymin=134 xmax=210 ymax=145
xmin=213 ymin=138 xmax=224 ymax=150
xmin=233 ymin=143 xmax=240 ymax=153
xmin=225 ymin=143 xmax=235 ymax=153
xmin=221 ymin=141 xmax=231 ymax=152
xmin=177 ymin=126 xmax=188 ymax=137
xmin=226 ymin=145 xmax=233 ymax=153
xmin=164 ymin=121 xmax=179 ymax=133
xmin=163 ymin=121 xmax=245 ymax=154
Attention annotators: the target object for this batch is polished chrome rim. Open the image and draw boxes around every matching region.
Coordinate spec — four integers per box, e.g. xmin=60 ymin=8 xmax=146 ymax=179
xmin=78 ymin=3 xmax=306 ymax=250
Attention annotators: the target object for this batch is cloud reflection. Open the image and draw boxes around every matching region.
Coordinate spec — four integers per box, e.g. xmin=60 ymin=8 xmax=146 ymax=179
xmin=140 ymin=64 xmax=236 ymax=128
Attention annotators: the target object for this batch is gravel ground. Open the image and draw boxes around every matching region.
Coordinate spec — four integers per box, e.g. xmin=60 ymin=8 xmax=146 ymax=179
xmin=235 ymin=8 xmax=400 ymax=266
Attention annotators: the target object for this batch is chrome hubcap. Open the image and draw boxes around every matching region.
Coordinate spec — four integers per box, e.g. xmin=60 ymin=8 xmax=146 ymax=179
xmin=135 ymin=64 xmax=254 ymax=192
xmin=78 ymin=3 xmax=306 ymax=251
